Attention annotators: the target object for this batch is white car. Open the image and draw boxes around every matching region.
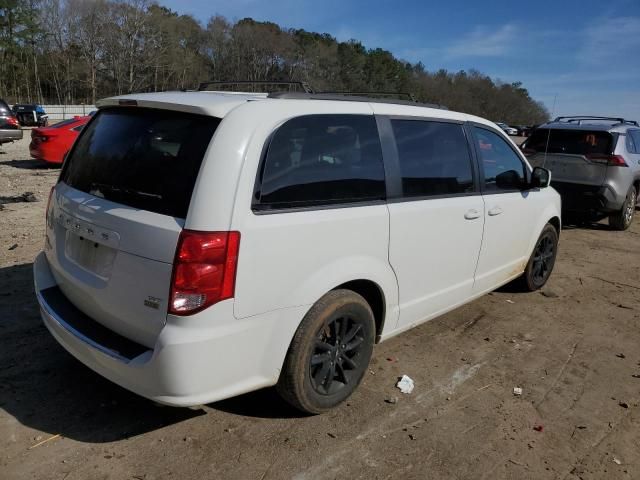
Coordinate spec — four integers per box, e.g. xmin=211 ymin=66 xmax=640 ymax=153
xmin=34 ymin=90 xmax=561 ymax=413
xmin=496 ymin=122 xmax=519 ymax=136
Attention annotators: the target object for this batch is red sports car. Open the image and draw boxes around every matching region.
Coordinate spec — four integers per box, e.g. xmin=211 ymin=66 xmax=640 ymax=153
xmin=30 ymin=116 xmax=91 ymax=165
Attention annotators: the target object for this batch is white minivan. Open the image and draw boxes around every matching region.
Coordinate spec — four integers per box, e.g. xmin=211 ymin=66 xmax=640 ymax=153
xmin=34 ymin=90 xmax=561 ymax=413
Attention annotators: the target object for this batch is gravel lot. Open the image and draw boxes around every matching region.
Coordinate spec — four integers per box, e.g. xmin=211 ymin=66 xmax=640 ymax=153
xmin=1 ymin=134 xmax=639 ymax=480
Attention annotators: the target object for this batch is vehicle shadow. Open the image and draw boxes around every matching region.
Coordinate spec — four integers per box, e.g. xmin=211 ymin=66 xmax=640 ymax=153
xmin=0 ymin=262 xmax=204 ymax=444
xmin=561 ymin=222 xmax=615 ymax=232
xmin=210 ymin=388 xmax=307 ymax=420
xmin=0 ymin=159 xmax=56 ymax=169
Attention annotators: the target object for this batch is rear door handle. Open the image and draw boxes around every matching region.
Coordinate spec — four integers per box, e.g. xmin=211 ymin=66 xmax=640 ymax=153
xmin=488 ymin=207 xmax=503 ymax=216
xmin=464 ymin=209 xmax=481 ymax=220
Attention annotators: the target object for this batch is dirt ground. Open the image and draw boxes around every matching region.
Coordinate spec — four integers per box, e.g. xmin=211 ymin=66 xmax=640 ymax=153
xmin=1 ymin=134 xmax=639 ymax=480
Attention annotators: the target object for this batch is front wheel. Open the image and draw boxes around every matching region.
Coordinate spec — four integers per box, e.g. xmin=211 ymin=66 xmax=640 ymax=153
xmin=277 ymin=289 xmax=375 ymax=414
xmin=520 ymin=224 xmax=559 ymax=291
xmin=609 ymin=185 xmax=636 ymax=231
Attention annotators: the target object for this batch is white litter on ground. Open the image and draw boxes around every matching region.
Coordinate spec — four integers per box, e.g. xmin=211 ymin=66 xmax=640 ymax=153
xmin=513 ymin=387 xmax=523 ymax=396
xmin=396 ymin=375 xmax=415 ymax=394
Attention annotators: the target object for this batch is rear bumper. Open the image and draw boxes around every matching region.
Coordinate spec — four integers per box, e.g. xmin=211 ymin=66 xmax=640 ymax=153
xmin=0 ymin=128 xmax=23 ymax=143
xmin=551 ymin=181 xmax=623 ymax=214
xmin=29 ymin=143 xmax=62 ymax=164
xmin=34 ymin=252 xmax=307 ymax=406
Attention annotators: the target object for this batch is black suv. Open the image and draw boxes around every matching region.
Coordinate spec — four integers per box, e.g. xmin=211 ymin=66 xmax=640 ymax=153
xmin=12 ymin=103 xmax=48 ymax=127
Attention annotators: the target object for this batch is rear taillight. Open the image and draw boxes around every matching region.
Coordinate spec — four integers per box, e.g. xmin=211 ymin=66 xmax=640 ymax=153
xmin=45 ymin=187 xmax=54 ymax=228
xmin=7 ymin=116 xmax=19 ymax=127
xmin=586 ymin=154 xmax=627 ymax=166
xmin=169 ymin=230 xmax=240 ymax=315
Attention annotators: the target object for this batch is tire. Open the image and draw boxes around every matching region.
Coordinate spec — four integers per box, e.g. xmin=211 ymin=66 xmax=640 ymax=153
xmin=520 ymin=223 xmax=559 ymax=291
xmin=609 ymin=185 xmax=636 ymax=231
xmin=276 ymin=289 xmax=375 ymax=414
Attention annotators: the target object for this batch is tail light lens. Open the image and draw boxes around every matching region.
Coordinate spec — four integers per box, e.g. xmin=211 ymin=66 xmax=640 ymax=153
xmin=169 ymin=230 xmax=240 ymax=315
xmin=45 ymin=187 xmax=54 ymax=230
xmin=7 ymin=116 xmax=19 ymax=127
xmin=586 ymin=154 xmax=627 ymax=166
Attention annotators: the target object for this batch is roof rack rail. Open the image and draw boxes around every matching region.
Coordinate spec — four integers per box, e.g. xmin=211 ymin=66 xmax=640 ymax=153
xmin=552 ymin=116 xmax=639 ymax=126
xmin=267 ymin=91 xmax=447 ymax=110
xmin=319 ymin=91 xmax=417 ymax=102
xmin=198 ymin=80 xmax=314 ymax=93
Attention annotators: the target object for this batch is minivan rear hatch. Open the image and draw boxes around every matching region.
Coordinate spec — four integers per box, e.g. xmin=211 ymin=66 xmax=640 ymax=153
xmin=523 ymin=128 xmax=615 ymax=186
xmin=46 ymin=107 xmax=220 ymax=347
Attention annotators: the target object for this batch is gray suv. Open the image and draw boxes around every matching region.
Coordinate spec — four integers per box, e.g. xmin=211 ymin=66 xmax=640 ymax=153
xmin=523 ymin=116 xmax=640 ymax=230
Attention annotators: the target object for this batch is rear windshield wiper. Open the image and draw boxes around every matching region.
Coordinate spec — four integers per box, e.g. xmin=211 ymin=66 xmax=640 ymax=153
xmin=89 ymin=182 xmax=162 ymax=201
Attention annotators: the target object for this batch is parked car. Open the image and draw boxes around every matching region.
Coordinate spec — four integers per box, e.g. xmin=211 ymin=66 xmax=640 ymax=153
xmin=522 ymin=116 xmax=640 ymax=230
xmin=513 ymin=125 xmax=532 ymax=137
xmin=0 ymin=99 xmax=23 ymax=144
xmin=496 ymin=122 xmax=518 ymax=136
xmin=30 ymin=116 xmax=91 ymax=165
xmin=34 ymin=90 xmax=561 ymax=414
xmin=12 ymin=103 xmax=48 ymax=127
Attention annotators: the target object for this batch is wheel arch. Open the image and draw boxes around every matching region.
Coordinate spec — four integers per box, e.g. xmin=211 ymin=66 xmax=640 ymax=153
xmin=548 ymin=215 xmax=561 ymax=235
xmin=333 ymin=279 xmax=386 ymax=343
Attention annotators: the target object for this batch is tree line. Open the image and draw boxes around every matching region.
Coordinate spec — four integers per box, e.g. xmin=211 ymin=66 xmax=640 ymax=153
xmin=0 ymin=0 xmax=549 ymax=124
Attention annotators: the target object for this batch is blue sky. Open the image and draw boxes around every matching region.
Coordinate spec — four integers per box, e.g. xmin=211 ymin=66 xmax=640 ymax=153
xmin=163 ymin=0 xmax=640 ymax=121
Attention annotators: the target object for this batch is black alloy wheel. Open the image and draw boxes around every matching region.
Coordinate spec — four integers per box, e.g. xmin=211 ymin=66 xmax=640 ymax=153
xmin=310 ymin=314 xmax=366 ymax=395
xmin=520 ymin=223 xmax=559 ymax=291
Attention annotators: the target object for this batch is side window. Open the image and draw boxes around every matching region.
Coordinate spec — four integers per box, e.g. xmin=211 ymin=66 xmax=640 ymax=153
xmin=255 ymin=115 xmax=385 ymax=209
xmin=473 ymin=127 xmax=526 ymax=191
xmin=629 ymin=131 xmax=640 ymax=154
xmin=391 ymin=120 xmax=474 ymax=197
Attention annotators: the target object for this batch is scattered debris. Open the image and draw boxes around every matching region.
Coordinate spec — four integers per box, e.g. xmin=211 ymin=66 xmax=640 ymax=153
xmin=408 ymin=434 xmax=416 ymax=440
xmin=327 ymin=433 xmax=337 ymax=439
xmin=385 ymin=396 xmax=398 ymax=405
xmin=506 ymin=299 xmax=515 ymax=304
xmin=483 ymin=337 xmax=490 ymax=342
xmin=618 ymin=402 xmax=629 ymax=409
xmin=632 ymin=374 xmax=640 ymax=379
xmin=617 ymin=304 xmax=633 ymax=310
xmin=8 ymin=243 xmax=17 ymax=251
xmin=616 ymin=353 xmax=626 ymax=359
xmin=396 ymin=375 xmax=415 ymax=394
xmin=386 ymin=357 xmax=396 ymax=362
xmin=540 ymin=290 xmax=559 ymax=298
xmin=513 ymin=387 xmax=523 ymax=396
xmin=0 ymin=191 xmax=39 ymax=205
xmin=29 ymin=433 xmax=61 ymax=449
xmin=533 ymin=425 xmax=544 ymax=432
xmin=613 ymin=457 xmax=622 ymax=465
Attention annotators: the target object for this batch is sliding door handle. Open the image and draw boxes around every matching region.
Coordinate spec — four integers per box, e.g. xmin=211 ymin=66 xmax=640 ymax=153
xmin=488 ymin=207 xmax=503 ymax=216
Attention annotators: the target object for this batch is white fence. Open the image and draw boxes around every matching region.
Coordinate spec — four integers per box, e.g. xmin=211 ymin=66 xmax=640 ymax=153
xmin=42 ymin=105 xmax=96 ymax=120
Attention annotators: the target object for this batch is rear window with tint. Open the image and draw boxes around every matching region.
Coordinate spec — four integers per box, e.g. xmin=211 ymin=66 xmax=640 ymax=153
xmin=61 ymin=108 xmax=220 ymax=218
xmin=526 ymin=129 xmax=613 ymax=155
xmin=254 ymin=114 xmax=385 ymax=209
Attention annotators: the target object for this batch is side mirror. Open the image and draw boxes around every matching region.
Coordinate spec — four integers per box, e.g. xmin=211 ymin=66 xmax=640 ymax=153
xmin=531 ymin=166 xmax=551 ymax=188
xmin=495 ymin=170 xmax=522 ymax=189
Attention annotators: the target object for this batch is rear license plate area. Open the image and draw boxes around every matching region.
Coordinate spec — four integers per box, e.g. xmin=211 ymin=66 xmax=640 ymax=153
xmin=64 ymin=230 xmax=116 ymax=279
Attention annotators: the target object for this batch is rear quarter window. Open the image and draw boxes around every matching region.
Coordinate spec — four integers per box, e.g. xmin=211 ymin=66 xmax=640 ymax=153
xmin=61 ymin=108 xmax=220 ymax=218
xmin=254 ymin=114 xmax=386 ymax=210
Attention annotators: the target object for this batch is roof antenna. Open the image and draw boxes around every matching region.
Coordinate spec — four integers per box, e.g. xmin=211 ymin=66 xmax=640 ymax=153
xmin=543 ymin=93 xmax=558 ymax=167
